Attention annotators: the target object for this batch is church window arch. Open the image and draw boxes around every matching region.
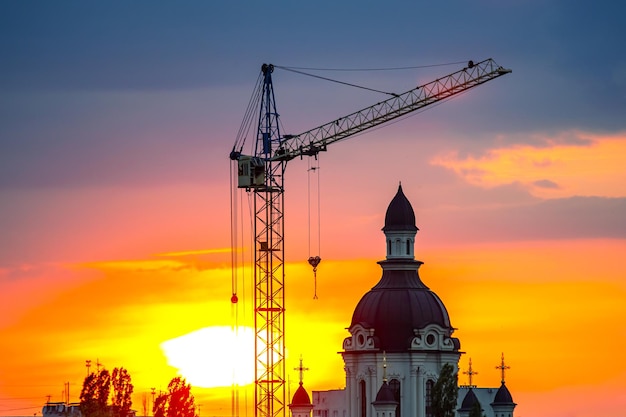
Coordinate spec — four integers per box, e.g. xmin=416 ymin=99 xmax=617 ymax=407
xmin=387 ymin=240 xmax=391 ymax=255
xmin=406 ymin=239 xmax=410 ymax=255
xmin=360 ymin=380 xmax=367 ymax=417
xmin=425 ymin=379 xmax=434 ymax=417
xmin=389 ymin=378 xmax=401 ymax=417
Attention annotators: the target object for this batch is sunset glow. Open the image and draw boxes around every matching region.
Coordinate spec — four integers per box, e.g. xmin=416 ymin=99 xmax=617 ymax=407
xmin=161 ymin=326 xmax=255 ymax=387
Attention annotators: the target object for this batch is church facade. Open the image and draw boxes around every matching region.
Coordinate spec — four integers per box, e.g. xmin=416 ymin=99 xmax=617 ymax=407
xmin=290 ymin=185 xmax=516 ymax=417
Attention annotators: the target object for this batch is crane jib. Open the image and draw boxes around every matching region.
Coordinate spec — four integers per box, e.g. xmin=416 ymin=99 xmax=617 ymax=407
xmin=267 ymin=58 xmax=511 ymax=162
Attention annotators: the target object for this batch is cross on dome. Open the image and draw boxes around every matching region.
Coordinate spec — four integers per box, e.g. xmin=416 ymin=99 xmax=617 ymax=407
xmin=463 ymin=358 xmax=478 ymax=388
xmin=295 ymin=356 xmax=309 ymax=385
xmin=496 ymin=352 xmax=510 ymax=384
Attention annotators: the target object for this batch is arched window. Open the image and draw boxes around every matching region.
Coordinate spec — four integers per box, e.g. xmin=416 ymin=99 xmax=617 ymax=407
xmin=360 ymin=380 xmax=367 ymax=417
xmin=389 ymin=379 xmax=401 ymax=417
xmin=387 ymin=240 xmax=391 ymax=255
xmin=425 ymin=380 xmax=434 ymax=417
xmin=405 ymin=239 xmax=410 ymax=255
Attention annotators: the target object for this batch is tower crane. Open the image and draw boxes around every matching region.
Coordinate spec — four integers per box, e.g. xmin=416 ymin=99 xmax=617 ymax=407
xmin=229 ymin=58 xmax=511 ymax=417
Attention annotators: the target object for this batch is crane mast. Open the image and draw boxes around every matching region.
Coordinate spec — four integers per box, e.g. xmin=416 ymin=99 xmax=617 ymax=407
xmin=230 ymin=58 xmax=511 ymax=417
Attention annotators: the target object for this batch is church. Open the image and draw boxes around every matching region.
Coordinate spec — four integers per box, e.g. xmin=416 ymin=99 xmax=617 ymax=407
xmin=289 ymin=185 xmax=516 ymax=417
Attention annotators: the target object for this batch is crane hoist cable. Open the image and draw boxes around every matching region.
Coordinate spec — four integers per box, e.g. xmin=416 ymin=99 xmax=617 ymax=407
xmin=232 ymin=72 xmax=264 ymax=158
xmin=307 ymin=156 xmax=321 ymax=299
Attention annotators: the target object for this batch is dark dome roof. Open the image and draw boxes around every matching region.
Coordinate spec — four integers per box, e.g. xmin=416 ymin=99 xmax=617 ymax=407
xmin=460 ymin=389 xmax=481 ymax=411
xmin=492 ymin=383 xmax=515 ymax=405
xmin=383 ymin=185 xmax=418 ymax=232
xmin=349 ymin=184 xmax=455 ymax=352
xmin=291 ymin=383 xmax=311 ymax=406
xmin=350 ymin=266 xmax=453 ymax=352
xmin=373 ymin=381 xmax=397 ymax=405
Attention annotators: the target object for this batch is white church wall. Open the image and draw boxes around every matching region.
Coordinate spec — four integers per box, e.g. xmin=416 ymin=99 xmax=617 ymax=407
xmin=313 ymin=389 xmax=347 ymax=417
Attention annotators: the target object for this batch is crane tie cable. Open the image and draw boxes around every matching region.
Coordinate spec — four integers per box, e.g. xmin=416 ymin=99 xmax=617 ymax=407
xmin=275 ymin=60 xmax=467 ymax=72
xmin=274 ymin=65 xmax=399 ymax=97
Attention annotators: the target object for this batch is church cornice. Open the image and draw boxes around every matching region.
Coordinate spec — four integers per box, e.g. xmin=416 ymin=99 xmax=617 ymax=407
xmin=410 ymin=324 xmax=460 ymax=352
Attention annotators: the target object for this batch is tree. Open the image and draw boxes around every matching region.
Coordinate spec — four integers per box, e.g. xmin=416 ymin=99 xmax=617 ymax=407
xmin=111 ymin=367 xmax=134 ymax=417
xmin=80 ymin=369 xmax=111 ymax=417
xmin=468 ymin=401 xmax=485 ymax=417
xmin=153 ymin=377 xmax=197 ymax=417
xmin=431 ymin=363 xmax=458 ymax=417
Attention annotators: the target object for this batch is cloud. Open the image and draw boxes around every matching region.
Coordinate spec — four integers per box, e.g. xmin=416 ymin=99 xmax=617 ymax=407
xmin=427 ymin=196 xmax=626 ymax=242
xmin=431 ymin=131 xmax=626 ymax=199
xmin=156 ymin=248 xmax=233 ymax=257
xmin=532 ymin=179 xmax=560 ymax=189
xmin=78 ymin=259 xmax=190 ymax=272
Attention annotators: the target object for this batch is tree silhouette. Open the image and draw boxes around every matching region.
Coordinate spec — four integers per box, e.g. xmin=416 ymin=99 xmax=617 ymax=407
xmin=468 ymin=401 xmax=485 ymax=417
xmin=153 ymin=377 xmax=197 ymax=417
xmin=80 ymin=369 xmax=111 ymax=417
xmin=431 ymin=363 xmax=458 ymax=417
xmin=111 ymin=368 xmax=134 ymax=417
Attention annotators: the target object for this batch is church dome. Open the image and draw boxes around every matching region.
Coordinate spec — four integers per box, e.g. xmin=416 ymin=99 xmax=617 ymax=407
xmin=349 ymin=185 xmax=456 ymax=352
xmin=383 ymin=185 xmax=418 ymax=232
xmin=459 ymin=389 xmax=481 ymax=412
xmin=350 ymin=268 xmax=453 ymax=351
xmin=373 ymin=381 xmax=397 ymax=404
xmin=291 ymin=383 xmax=311 ymax=406
xmin=492 ymin=382 xmax=515 ymax=405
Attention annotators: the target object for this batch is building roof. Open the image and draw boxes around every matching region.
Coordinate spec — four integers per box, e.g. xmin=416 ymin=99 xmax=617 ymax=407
xmin=492 ymin=382 xmax=515 ymax=405
xmin=291 ymin=383 xmax=312 ymax=406
xmin=459 ymin=388 xmax=481 ymax=412
xmin=373 ymin=381 xmax=397 ymax=405
xmin=350 ymin=268 xmax=453 ymax=351
xmin=382 ymin=185 xmax=418 ymax=232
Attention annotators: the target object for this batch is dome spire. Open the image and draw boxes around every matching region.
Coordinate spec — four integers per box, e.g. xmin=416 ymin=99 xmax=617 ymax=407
xmin=383 ymin=184 xmax=418 ymax=260
xmin=382 ymin=351 xmax=388 ymax=383
xmin=383 ymin=184 xmax=418 ymax=233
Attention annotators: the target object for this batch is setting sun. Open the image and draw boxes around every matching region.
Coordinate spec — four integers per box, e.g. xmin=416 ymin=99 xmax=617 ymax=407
xmin=160 ymin=326 xmax=255 ymax=387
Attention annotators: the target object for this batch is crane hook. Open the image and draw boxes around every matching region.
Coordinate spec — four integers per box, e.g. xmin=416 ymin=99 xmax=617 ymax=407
xmin=308 ymin=256 xmax=321 ymax=299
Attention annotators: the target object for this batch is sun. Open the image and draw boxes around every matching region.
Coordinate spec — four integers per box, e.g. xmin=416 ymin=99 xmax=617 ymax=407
xmin=160 ymin=326 xmax=255 ymax=387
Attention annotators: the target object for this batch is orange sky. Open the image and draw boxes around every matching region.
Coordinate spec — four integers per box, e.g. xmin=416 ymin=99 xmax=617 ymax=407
xmin=2 ymin=131 xmax=626 ymax=417
xmin=2 ymin=238 xmax=626 ymax=417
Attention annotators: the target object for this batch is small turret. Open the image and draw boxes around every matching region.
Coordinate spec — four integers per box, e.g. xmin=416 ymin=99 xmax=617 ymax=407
xmin=458 ymin=388 xmax=482 ymax=417
xmin=491 ymin=354 xmax=516 ymax=417
xmin=382 ymin=184 xmax=418 ymax=260
xmin=372 ymin=353 xmax=397 ymax=417
xmin=289 ymin=357 xmax=313 ymax=417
